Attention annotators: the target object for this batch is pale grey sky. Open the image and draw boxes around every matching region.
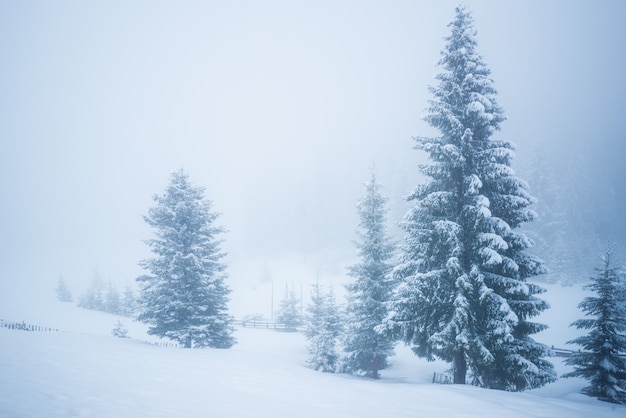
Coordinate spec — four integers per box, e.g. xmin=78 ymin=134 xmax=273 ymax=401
xmin=1 ymin=1 xmax=625 ymax=316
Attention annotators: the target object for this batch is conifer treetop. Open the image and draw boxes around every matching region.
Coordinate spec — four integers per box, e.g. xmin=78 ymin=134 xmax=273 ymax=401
xmin=425 ymin=4 xmax=505 ymax=142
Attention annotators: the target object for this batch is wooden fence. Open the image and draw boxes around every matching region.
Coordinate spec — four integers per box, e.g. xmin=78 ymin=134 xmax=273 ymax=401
xmin=11 ymin=317 xmax=603 ymax=358
xmin=550 ymin=346 xmax=626 ymax=359
xmin=552 ymin=346 xmax=577 ymax=357
xmin=1 ymin=318 xmax=181 ymax=348
xmin=234 ymin=319 xmax=298 ymax=332
xmin=432 ymin=372 xmax=453 ymax=384
xmin=0 ymin=319 xmax=59 ymax=332
xmin=129 ymin=337 xmax=181 ymax=348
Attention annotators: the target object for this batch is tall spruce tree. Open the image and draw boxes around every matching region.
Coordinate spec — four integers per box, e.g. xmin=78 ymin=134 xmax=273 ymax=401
xmin=342 ymin=170 xmax=396 ymax=378
xmin=137 ymin=169 xmax=235 ymax=349
xmin=381 ymin=5 xmax=555 ymax=390
xmin=563 ymin=246 xmax=626 ymax=404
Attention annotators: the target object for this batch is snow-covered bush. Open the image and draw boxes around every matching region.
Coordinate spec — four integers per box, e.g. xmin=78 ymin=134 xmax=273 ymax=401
xmin=112 ymin=321 xmax=128 ymax=338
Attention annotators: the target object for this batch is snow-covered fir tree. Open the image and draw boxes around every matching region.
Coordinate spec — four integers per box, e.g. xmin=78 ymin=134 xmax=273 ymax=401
xmin=381 ymin=5 xmax=555 ymax=390
xmin=324 ymin=287 xmax=341 ymax=343
xmin=341 ymin=169 xmax=396 ymax=378
xmin=137 ymin=169 xmax=235 ymax=349
xmin=112 ymin=320 xmax=128 ymax=338
xmin=275 ymin=287 xmax=301 ymax=330
xmin=78 ymin=276 xmax=133 ymax=316
xmin=563 ymin=245 xmax=626 ymax=404
xmin=120 ymin=285 xmax=138 ymax=317
xmin=105 ymin=281 xmax=122 ymax=315
xmin=305 ymin=281 xmax=341 ymax=373
xmin=517 ymin=150 xmax=570 ymax=283
xmin=55 ymin=276 xmax=72 ymax=302
xmin=78 ymin=273 xmax=106 ymax=311
xmin=519 ymin=148 xmax=602 ymax=284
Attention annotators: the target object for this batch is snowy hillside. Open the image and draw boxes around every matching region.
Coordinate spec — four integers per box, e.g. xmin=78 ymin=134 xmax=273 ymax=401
xmin=1 ymin=284 xmax=624 ymax=417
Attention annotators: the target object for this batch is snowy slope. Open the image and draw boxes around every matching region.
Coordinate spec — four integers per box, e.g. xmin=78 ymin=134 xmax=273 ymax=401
xmin=1 ymin=284 xmax=624 ymax=417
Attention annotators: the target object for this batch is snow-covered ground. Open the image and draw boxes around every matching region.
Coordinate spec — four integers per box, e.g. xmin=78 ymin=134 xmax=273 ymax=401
xmin=1 ymin=283 xmax=624 ymax=417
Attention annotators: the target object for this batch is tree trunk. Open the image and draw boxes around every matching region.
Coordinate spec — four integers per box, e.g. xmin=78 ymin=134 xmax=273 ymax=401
xmin=453 ymin=349 xmax=466 ymax=384
xmin=371 ymin=356 xmax=380 ymax=379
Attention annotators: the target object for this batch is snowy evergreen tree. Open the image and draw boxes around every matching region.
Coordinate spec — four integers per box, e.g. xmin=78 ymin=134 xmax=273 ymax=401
xmin=137 ymin=169 xmax=235 ymax=349
xmin=55 ymin=276 xmax=72 ymax=302
xmin=305 ymin=281 xmax=341 ymax=373
xmin=78 ymin=273 xmax=106 ymax=311
xmin=104 ymin=281 xmax=122 ymax=315
xmin=563 ymin=246 xmax=626 ymax=404
xmin=112 ymin=320 xmax=128 ymax=338
xmin=120 ymin=285 xmax=138 ymax=317
xmin=517 ymin=149 xmax=570 ymax=283
xmin=341 ymin=170 xmax=396 ymax=378
xmin=275 ymin=287 xmax=301 ymax=330
xmin=324 ymin=287 xmax=342 ymax=342
xmin=381 ymin=5 xmax=554 ymax=390
xmin=519 ymin=148 xmax=602 ymax=284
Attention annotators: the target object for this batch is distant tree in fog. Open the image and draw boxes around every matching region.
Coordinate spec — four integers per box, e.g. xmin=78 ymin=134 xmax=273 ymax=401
xmin=78 ymin=273 xmax=105 ymax=311
xmin=137 ymin=169 xmax=235 ymax=349
xmin=518 ymin=148 xmax=602 ymax=283
xmin=275 ymin=286 xmax=301 ymax=330
xmin=55 ymin=276 xmax=72 ymax=302
xmin=120 ymin=285 xmax=138 ymax=317
xmin=104 ymin=281 xmax=121 ymax=315
xmin=78 ymin=274 xmax=129 ymax=316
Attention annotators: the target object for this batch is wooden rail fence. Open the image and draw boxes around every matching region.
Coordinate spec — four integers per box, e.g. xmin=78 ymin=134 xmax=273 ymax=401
xmin=0 ymin=319 xmax=59 ymax=332
xmin=1 ymin=318 xmax=181 ymax=348
xmin=10 ymin=317 xmax=616 ymax=359
xmin=234 ymin=319 xmax=298 ymax=332
xmin=432 ymin=372 xmax=453 ymax=384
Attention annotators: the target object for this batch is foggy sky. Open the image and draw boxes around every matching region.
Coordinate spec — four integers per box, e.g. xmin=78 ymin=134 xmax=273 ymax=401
xmin=1 ymin=1 xmax=625 ymax=316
